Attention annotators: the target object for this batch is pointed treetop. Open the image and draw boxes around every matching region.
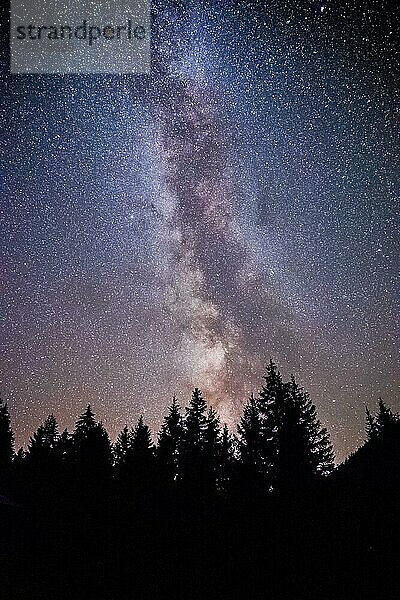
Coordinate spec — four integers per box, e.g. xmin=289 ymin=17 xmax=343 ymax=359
xmin=259 ymin=360 xmax=284 ymax=405
xmin=75 ymin=404 xmax=97 ymax=432
xmin=132 ymin=415 xmax=153 ymax=452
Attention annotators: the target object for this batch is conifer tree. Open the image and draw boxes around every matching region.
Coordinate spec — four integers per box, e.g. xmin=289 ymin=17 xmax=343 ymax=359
xmin=27 ymin=414 xmax=59 ymax=463
xmin=74 ymin=404 xmax=96 ymax=438
xmin=72 ymin=405 xmax=112 ymax=491
xmin=237 ymin=394 xmax=263 ymax=469
xmin=218 ymin=423 xmax=235 ymax=492
xmin=131 ymin=416 xmax=154 ymax=460
xmin=257 ymin=360 xmax=285 ymax=482
xmin=157 ymin=397 xmax=183 ymax=483
xmin=58 ymin=428 xmax=73 ymax=461
xmin=184 ymin=388 xmax=208 ymax=448
xmin=203 ymin=406 xmax=222 ymax=488
xmin=238 ymin=364 xmax=335 ymax=494
xmin=365 ymin=405 xmax=378 ymax=440
xmin=289 ymin=378 xmax=334 ymax=476
xmin=274 ymin=377 xmax=334 ymax=493
xmin=125 ymin=416 xmax=155 ymax=500
xmin=25 ymin=415 xmax=63 ymax=501
xmin=181 ymin=388 xmax=208 ymax=486
xmin=205 ymin=407 xmax=221 ymax=456
xmin=366 ymin=398 xmax=398 ymax=440
xmin=237 ymin=394 xmax=266 ymax=492
xmin=114 ymin=425 xmax=132 ymax=464
xmin=0 ymin=399 xmax=14 ymax=476
xmin=376 ymin=398 xmax=398 ymax=432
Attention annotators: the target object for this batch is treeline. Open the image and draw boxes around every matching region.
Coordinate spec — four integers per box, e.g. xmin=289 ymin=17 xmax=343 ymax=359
xmin=0 ymin=361 xmax=399 ymax=600
xmin=0 ymin=361 xmax=338 ymax=502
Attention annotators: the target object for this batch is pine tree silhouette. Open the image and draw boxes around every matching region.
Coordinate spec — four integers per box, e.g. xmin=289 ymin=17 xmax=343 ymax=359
xmin=366 ymin=398 xmax=398 ymax=441
xmin=275 ymin=377 xmax=334 ymax=493
xmin=75 ymin=404 xmax=97 ymax=436
xmin=114 ymin=425 xmax=132 ymax=466
xmin=288 ymin=377 xmax=334 ymax=476
xmin=218 ymin=423 xmax=235 ymax=492
xmin=157 ymin=397 xmax=183 ymax=484
xmin=114 ymin=424 xmax=134 ymax=496
xmin=25 ymin=414 xmax=62 ymax=502
xmin=237 ymin=364 xmax=334 ymax=495
xmin=131 ymin=415 xmax=154 ymax=459
xmin=181 ymin=388 xmax=208 ymax=488
xmin=126 ymin=416 xmax=155 ymax=502
xmin=58 ymin=428 xmax=73 ymax=461
xmin=237 ymin=394 xmax=265 ymax=494
xmin=27 ymin=414 xmax=59 ymax=460
xmin=238 ymin=394 xmax=263 ymax=469
xmin=184 ymin=388 xmax=208 ymax=447
xmin=203 ymin=406 xmax=222 ymax=489
xmin=72 ymin=405 xmax=112 ymax=497
xmin=0 ymin=399 xmax=14 ymax=479
xmin=376 ymin=398 xmax=398 ymax=433
xmin=365 ymin=405 xmax=378 ymax=440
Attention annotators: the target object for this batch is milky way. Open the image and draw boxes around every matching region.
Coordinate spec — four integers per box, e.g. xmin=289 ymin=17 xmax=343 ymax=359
xmin=1 ymin=0 xmax=399 ymax=461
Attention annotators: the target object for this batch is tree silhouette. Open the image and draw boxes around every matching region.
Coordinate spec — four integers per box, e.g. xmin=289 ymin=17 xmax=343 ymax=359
xmin=58 ymin=428 xmax=73 ymax=461
xmin=75 ymin=404 xmax=97 ymax=435
xmin=131 ymin=416 xmax=154 ymax=460
xmin=0 ymin=398 xmax=14 ymax=477
xmin=238 ymin=394 xmax=263 ymax=470
xmin=25 ymin=414 xmax=62 ymax=502
xmin=72 ymin=405 xmax=112 ymax=496
xmin=276 ymin=377 xmax=334 ymax=493
xmin=114 ymin=425 xmax=132 ymax=466
xmin=218 ymin=423 xmax=235 ymax=492
xmin=376 ymin=398 xmax=397 ymax=433
xmin=184 ymin=388 xmax=208 ymax=447
xmin=365 ymin=405 xmax=378 ymax=440
xmin=366 ymin=398 xmax=399 ymax=441
xmin=237 ymin=394 xmax=266 ymax=494
xmin=124 ymin=416 xmax=155 ymax=502
xmin=2 ymin=365 xmax=400 ymax=600
xmin=181 ymin=388 xmax=208 ymax=488
xmin=27 ymin=414 xmax=59 ymax=461
xmin=157 ymin=397 xmax=183 ymax=484
xmin=237 ymin=365 xmax=334 ymax=494
xmin=203 ymin=406 xmax=222 ymax=489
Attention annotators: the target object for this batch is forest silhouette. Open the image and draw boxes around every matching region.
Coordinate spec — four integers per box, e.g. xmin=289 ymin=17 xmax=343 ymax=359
xmin=1 ymin=361 xmax=399 ymax=600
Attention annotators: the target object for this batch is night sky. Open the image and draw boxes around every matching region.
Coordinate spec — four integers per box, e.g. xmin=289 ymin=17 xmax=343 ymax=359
xmin=1 ymin=0 xmax=399 ymax=462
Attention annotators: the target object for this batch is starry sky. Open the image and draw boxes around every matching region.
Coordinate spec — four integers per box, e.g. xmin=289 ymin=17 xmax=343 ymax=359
xmin=1 ymin=0 xmax=399 ymax=462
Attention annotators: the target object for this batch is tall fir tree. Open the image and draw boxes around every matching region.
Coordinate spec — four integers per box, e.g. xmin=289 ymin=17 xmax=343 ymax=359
xmin=0 ymin=399 xmax=14 ymax=476
xmin=237 ymin=394 xmax=266 ymax=493
xmin=157 ymin=397 xmax=183 ymax=483
xmin=376 ymin=398 xmax=398 ymax=432
xmin=181 ymin=388 xmax=208 ymax=489
xmin=258 ymin=360 xmax=286 ymax=486
xmin=72 ymin=405 xmax=113 ymax=493
xmin=366 ymin=398 xmax=398 ymax=440
xmin=184 ymin=388 xmax=208 ymax=448
xmin=27 ymin=414 xmax=59 ymax=464
xmin=114 ymin=425 xmax=132 ymax=466
xmin=203 ymin=406 xmax=222 ymax=489
xmin=126 ymin=416 xmax=155 ymax=501
xmin=365 ymin=405 xmax=378 ymax=440
xmin=218 ymin=423 xmax=235 ymax=492
xmin=131 ymin=415 xmax=154 ymax=460
xmin=274 ymin=377 xmax=334 ymax=493
xmin=238 ymin=364 xmax=335 ymax=494
xmin=25 ymin=415 xmax=66 ymax=503
xmin=237 ymin=394 xmax=263 ymax=469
